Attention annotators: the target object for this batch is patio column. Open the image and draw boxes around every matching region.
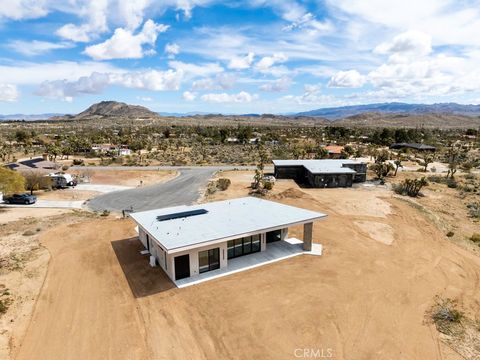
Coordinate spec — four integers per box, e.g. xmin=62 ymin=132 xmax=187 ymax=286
xmin=303 ymin=222 xmax=313 ymax=251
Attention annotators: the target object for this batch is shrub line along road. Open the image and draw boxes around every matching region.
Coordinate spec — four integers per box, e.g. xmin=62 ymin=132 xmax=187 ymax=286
xmin=83 ymin=165 xmax=270 ymax=213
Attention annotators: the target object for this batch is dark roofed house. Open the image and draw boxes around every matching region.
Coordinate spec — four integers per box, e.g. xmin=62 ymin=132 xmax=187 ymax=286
xmin=389 ymin=143 xmax=436 ymax=152
xmin=6 ymin=155 xmax=60 ymax=172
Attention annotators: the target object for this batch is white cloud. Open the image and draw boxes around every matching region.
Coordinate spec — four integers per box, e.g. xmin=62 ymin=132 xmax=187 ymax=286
xmin=255 ymin=53 xmax=288 ymax=71
xmin=7 ymin=40 xmax=74 ymax=56
xmin=35 ymin=69 xmax=183 ymax=101
xmin=259 ymin=77 xmax=291 ymax=92
xmin=182 ymin=91 xmax=197 ymax=101
xmin=191 ymin=73 xmax=235 ymax=90
xmin=0 ymin=61 xmax=123 ymax=85
xmin=168 ymin=60 xmax=224 ymax=78
xmin=328 ymin=70 xmax=366 ymax=88
xmin=165 ymin=43 xmax=180 ymax=58
xmin=84 ymin=19 xmax=169 ymax=60
xmin=0 ymin=84 xmax=19 ymax=102
xmin=228 ymin=52 xmax=255 ymax=70
xmin=374 ymin=30 xmax=432 ymax=57
xmin=201 ymin=91 xmax=257 ymax=103
xmin=0 ymin=0 xmax=48 ymax=20
xmin=109 ymin=69 xmax=183 ymax=91
xmin=56 ymin=0 xmax=109 ymax=42
xmin=137 ymin=96 xmax=153 ymax=102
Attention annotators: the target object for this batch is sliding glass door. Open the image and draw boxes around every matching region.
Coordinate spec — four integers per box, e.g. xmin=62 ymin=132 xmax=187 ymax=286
xmin=198 ymin=248 xmax=220 ymax=274
xmin=227 ymin=234 xmax=261 ymax=259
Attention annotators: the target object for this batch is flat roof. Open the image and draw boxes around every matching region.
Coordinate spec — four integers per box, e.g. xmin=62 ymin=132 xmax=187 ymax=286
xmin=129 ymin=197 xmax=326 ymax=253
xmin=272 ymin=159 xmax=363 ymax=174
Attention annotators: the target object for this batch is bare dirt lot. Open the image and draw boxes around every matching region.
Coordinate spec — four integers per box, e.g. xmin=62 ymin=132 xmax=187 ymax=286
xmin=70 ymin=169 xmax=177 ymax=187
xmin=7 ymin=170 xmax=480 ymax=360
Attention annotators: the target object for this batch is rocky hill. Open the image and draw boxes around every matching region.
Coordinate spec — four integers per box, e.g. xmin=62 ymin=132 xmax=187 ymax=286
xmin=63 ymin=101 xmax=159 ymax=120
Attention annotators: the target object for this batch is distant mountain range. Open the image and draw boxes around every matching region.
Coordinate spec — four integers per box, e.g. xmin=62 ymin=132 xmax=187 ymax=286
xmin=1 ymin=101 xmax=480 ymax=129
xmin=0 ymin=113 xmax=64 ymax=121
xmin=296 ymin=102 xmax=480 ymax=119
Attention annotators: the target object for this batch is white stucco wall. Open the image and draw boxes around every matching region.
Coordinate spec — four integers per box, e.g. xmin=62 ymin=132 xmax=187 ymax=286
xmin=138 ymin=227 xmax=289 ymax=281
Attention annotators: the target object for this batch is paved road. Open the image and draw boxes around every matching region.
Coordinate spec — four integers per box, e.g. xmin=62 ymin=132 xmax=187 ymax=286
xmin=86 ymin=167 xmax=222 ymax=212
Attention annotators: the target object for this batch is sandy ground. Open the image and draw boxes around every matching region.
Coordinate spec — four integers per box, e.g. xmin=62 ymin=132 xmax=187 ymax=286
xmin=35 ymin=189 xmax=100 ymax=201
xmin=70 ymin=169 xmax=177 ymax=187
xmin=10 ymin=170 xmax=480 ymax=360
xmin=0 ymin=208 xmax=73 ymax=224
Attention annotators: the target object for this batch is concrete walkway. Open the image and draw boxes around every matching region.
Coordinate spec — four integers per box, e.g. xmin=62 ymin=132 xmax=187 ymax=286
xmin=174 ymin=238 xmax=322 ymax=288
xmin=75 ymin=183 xmax=132 ymax=193
xmin=1 ymin=199 xmax=85 ymax=209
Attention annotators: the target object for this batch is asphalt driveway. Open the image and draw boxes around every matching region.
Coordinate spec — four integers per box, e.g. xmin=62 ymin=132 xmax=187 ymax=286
xmin=87 ymin=168 xmax=218 ymax=212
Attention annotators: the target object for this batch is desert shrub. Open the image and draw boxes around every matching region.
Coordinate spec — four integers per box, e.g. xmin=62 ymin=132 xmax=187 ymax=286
xmin=216 ymin=178 xmax=231 ymax=191
xmin=467 ymin=202 xmax=480 ymax=219
xmin=205 ymin=181 xmax=217 ymax=195
xmin=0 ymin=299 xmax=10 ymax=314
xmin=393 ymin=177 xmax=428 ymax=197
xmin=205 ymin=178 xmax=231 ymax=195
xmin=22 ymin=229 xmax=36 ymax=236
xmin=430 ymin=166 xmax=437 ymax=173
xmin=263 ymin=181 xmax=273 ymax=190
xmin=471 ymin=233 xmax=480 ymax=243
xmin=430 ymin=297 xmax=464 ymax=336
xmin=72 ymin=158 xmax=84 ymax=166
xmin=447 ymin=179 xmax=458 ymax=188
xmin=446 ymin=231 xmax=455 ymax=237
xmin=101 ymin=210 xmax=110 ymax=217
xmin=62 ymin=165 xmax=69 ymax=171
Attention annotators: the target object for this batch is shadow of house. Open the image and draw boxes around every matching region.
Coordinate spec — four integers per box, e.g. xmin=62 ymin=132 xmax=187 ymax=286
xmin=111 ymin=237 xmax=176 ymax=298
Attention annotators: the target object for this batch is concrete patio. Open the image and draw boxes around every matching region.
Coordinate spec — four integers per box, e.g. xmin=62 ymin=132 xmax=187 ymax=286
xmin=174 ymin=238 xmax=322 ymax=288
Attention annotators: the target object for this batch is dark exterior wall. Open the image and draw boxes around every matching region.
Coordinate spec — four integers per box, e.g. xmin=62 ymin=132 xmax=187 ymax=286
xmin=342 ymin=163 xmax=367 ymax=182
xmin=274 ymin=162 xmax=366 ymax=187
xmin=307 ymin=172 xmax=354 ymax=188
xmin=274 ymin=165 xmax=307 ymax=183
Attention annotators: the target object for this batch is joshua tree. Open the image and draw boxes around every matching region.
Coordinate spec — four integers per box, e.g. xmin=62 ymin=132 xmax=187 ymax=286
xmin=393 ymin=156 xmax=404 ymax=176
xmin=419 ymin=153 xmax=435 ymax=172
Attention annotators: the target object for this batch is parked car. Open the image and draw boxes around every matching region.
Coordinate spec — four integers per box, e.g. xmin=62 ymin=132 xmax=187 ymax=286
xmin=3 ymin=193 xmax=37 ymax=205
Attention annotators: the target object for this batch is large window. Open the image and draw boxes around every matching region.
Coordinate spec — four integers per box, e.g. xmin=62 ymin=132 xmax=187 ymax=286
xmin=227 ymin=234 xmax=261 ymax=259
xmin=199 ymin=248 xmax=220 ymax=274
xmin=266 ymin=229 xmax=282 ymax=243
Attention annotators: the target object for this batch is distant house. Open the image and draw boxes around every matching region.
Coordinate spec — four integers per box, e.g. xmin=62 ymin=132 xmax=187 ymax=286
xmin=389 ymin=143 xmax=436 ymax=152
xmin=323 ymin=145 xmax=344 ymax=159
xmin=273 ymin=159 xmax=367 ymax=188
xmin=91 ymin=144 xmax=132 ymax=156
xmin=118 ymin=148 xmax=132 ymax=156
xmin=6 ymin=155 xmax=60 ymax=172
xmin=226 ymin=137 xmax=239 ymax=143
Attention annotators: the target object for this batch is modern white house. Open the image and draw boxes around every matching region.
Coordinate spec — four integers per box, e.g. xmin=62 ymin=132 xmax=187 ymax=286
xmin=129 ymin=197 xmax=326 ymax=281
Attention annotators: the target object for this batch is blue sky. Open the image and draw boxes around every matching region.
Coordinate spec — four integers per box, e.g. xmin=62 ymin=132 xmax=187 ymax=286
xmin=1 ymin=0 xmax=480 ymax=114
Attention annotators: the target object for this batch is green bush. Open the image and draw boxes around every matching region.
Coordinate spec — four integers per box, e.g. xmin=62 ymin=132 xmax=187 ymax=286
xmin=471 ymin=233 xmax=480 ymax=243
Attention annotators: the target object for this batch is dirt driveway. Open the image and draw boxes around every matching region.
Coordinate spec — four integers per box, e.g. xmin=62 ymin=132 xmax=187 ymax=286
xmin=13 ymin=183 xmax=480 ymax=359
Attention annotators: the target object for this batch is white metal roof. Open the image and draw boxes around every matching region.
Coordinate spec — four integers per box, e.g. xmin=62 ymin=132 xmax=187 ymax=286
xmin=129 ymin=197 xmax=326 ymax=253
xmin=272 ymin=159 xmax=362 ymax=174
